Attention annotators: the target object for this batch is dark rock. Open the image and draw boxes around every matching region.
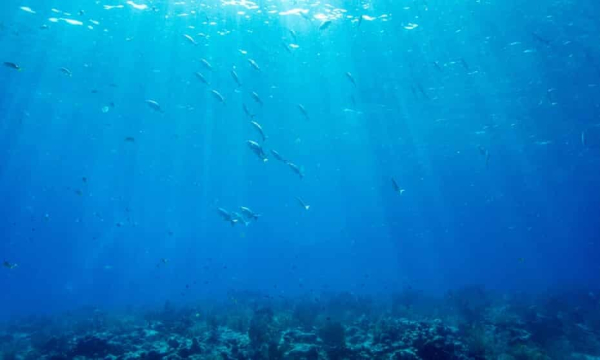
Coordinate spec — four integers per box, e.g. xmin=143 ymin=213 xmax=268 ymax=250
xmin=168 ymin=337 xmax=180 ymax=349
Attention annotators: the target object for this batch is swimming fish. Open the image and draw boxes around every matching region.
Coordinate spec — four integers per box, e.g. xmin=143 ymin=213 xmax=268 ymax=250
xmin=124 ymin=137 xmax=135 ymax=143
xmin=247 ymin=140 xmax=268 ymax=162
xmin=59 ymin=67 xmax=72 ymax=76
xmin=240 ymin=206 xmax=261 ymax=221
xmin=3 ymin=62 xmax=21 ymax=71
xmin=345 ymin=72 xmax=356 ymax=86
xmin=183 ymin=34 xmax=198 ymax=45
xmin=248 ymin=59 xmax=261 ymax=71
xmin=251 ymin=91 xmax=263 ymax=106
xmin=211 ymin=90 xmax=225 ymax=104
xmin=270 ymin=149 xmax=287 ymax=163
xmin=243 ymin=104 xmax=255 ymax=119
xmin=296 ymin=197 xmax=310 ymax=210
xmin=3 ymin=261 xmax=17 ymax=270
xmin=582 ymin=131 xmax=586 ymax=147
xmin=282 ymin=42 xmax=292 ymax=54
xmin=231 ymin=70 xmax=242 ymax=87
xmin=195 ymin=72 xmax=209 ymax=86
xmin=217 ymin=208 xmax=238 ymax=226
xmin=287 ymin=162 xmax=304 ymax=179
xmin=250 ymin=121 xmax=267 ymax=142
xmin=478 ymin=146 xmax=490 ymax=167
xmin=297 ymin=104 xmax=309 ymax=120
xmin=288 ymin=29 xmax=297 ymax=42
xmin=391 ymin=178 xmax=405 ymax=194
xmin=145 ymin=99 xmax=164 ymax=113
xmin=232 ymin=212 xmax=250 ymax=226
xmin=319 ymin=20 xmax=332 ymax=31
xmin=200 ymin=58 xmax=213 ymax=71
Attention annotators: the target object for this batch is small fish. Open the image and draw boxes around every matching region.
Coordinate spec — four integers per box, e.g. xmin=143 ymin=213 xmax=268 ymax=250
xmin=282 ymin=42 xmax=292 ymax=54
xmin=183 ymin=34 xmax=198 ymax=45
xmin=581 ymin=131 xmax=586 ymax=147
xmin=145 ymin=99 xmax=164 ymax=113
xmin=200 ymin=58 xmax=213 ymax=71
xmin=3 ymin=62 xmax=21 ymax=71
xmin=288 ymin=29 xmax=297 ymax=42
xmin=287 ymin=162 xmax=304 ymax=179
xmin=391 ymin=178 xmax=405 ymax=194
xmin=124 ymin=137 xmax=135 ymax=142
xmin=248 ymin=59 xmax=261 ymax=71
xmin=218 ymin=208 xmax=238 ymax=226
xmin=296 ymin=197 xmax=310 ymax=210
xmin=243 ymin=104 xmax=255 ymax=119
xmin=319 ymin=20 xmax=332 ymax=31
xmin=270 ymin=149 xmax=287 ymax=163
xmin=240 ymin=206 xmax=261 ymax=221
xmin=3 ymin=261 xmax=17 ymax=270
xmin=459 ymin=58 xmax=470 ymax=71
xmin=297 ymin=104 xmax=309 ymax=120
xmin=433 ymin=61 xmax=443 ymax=72
xmin=59 ymin=67 xmax=72 ymax=76
xmin=231 ymin=212 xmax=249 ymax=226
xmin=231 ymin=70 xmax=242 ymax=87
xmin=161 ymin=258 xmax=169 ymax=265
xmin=251 ymin=91 xmax=263 ymax=106
xmin=247 ymin=140 xmax=268 ymax=162
xmin=195 ymin=72 xmax=209 ymax=85
xmin=250 ymin=121 xmax=267 ymax=142
xmin=345 ymin=72 xmax=356 ymax=86
xmin=478 ymin=145 xmax=490 ymax=167
xmin=211 ymin=90 xmax=225 ymax=104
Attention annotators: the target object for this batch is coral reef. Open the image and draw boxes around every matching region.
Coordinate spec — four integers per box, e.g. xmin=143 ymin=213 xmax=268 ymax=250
xmin=1 ymin=288 xmax=599 ymax=359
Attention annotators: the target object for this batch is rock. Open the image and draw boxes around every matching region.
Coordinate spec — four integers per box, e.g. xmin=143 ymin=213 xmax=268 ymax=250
xmin=284 ymin=343 xmax=320 ymax=360
xmin=390 ymin=349 xmax=420 ymax=360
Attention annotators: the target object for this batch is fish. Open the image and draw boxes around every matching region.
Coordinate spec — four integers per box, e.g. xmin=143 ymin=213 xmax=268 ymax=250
xmin=247 ymin=140 xmax=268 ymax=162
xmin=3 ymin=261 xmax=17 ymax=270
xmin=3 ymin=62 xmax=21 ymax=71
xmin=200 ymin=58 xmax=213 ymax=71
xmin=288 ymin=29 xmax=297 ymax=42
xmin=459 ymin=58 xmax=470 ymax=71
xmin=243 ymin=104 xmax=255 ymax=119
xmin=217 ymin=208 xmax=238 ymax=226
xmin=211 ymin=90 xmax=225 ymax=104
xmin=231 ymin=70 xmax=242 ymax=87
xmin=478 ymin=146 xmax=490 ymax=167
xmin=124 ymin=137 xmax=135 ymax=142
xmin=297 ymin=104 xmax=309 ymax=120
xmin=248 ymin=59 xmax=261 ymax=71
xmin=59 ymin=67 xmax=72 ymax=76
xmin=195 ymin=72 xmax=209 ymax=85
xmin=282 ymin=42 xmax=292 ymax=54
xmin=145 ymin=99 xmax=164 ymax=113
xmin=345 ymin=72 xmax=356 ymax=86
xmin=183 ymin=34 xmax=198 ymax=45
xmin=296 ymin=197 xmax=310 ymax=210
xmin=270 ymin=149 xmax=287 ymax=163
xmin=240 ymin=207 xmax=261 ymax=221
xmin=391 ymin=178 xmax=405 ymax=194
xmin=319 ymin=20 xmax=332 ymax=31
xmin=250 ymin=121 xmax=267 ymax=142
xmin=287 ymin=162 xmax=304 ymax=179
xmin=582 ymin=131 xmax=586 ymax=147
xmin=251 ymin=91 xmax=263 ymax=106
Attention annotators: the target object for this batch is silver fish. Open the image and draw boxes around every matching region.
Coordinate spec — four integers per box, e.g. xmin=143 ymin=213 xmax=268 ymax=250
xmin=248 ymin=59 xmax=261 ymax=71
xmin=250 ymin=121 xmax=267 ymax=142
xmin=270 ymin=149 xmax=287 ymax=163
xmin=288 ymin=29 xmax=297 ymax=42
xmin=251 ymin=91 xmax=263 ymax=106
xmin=183 ymin=34 xmax=197 ymax=45
xmin=296 ymin=197 xmax=310 ymax=210
xmin=231 ymin=70 xmax=242 ymax=87
xmin=145 ymin=99 xmax=164 ymax=113
xmin=59 ymin=67 xmax=72 ymax=76
xmin=3 ymin=62 xmax=21 ymax=71
xmin=319 ymin=20 xmax=332 ymax=30
xmin=345 ymin=72 xmax=356 ymax=86
xmin=243 ymin=104 xmax=255 ymax=119
xmin=582 ymin=131 xmax=586 ymax=147
xmin=287 ymin=162 xmax=304 ymax=179
xmin=247 ymin=140 xmax=268 ymax=162
xmin=217 ymin=208 xmax=238 ymax=226
xmin=200 ymin=58 xmax=213 ymax=71
xmin=195 ymin=72 xmax=209 ymax=85
xmin=391 ymin=178 xmax=405 ymax=194
xmin=240 ymin=206 xmax=261 ymax=221
xmin=211 ymin=90 xmax=225 ymax=104
xmin=297 ymin=104 xmax=309 ymax=120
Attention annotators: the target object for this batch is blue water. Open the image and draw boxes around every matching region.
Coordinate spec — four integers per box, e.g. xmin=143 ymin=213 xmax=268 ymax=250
xmin=1 ymin=0 xmax=599 ymax=319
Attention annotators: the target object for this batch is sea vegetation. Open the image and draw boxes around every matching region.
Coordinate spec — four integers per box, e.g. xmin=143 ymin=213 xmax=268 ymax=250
xmin=1 ymin=287 xmax=599 ymax=359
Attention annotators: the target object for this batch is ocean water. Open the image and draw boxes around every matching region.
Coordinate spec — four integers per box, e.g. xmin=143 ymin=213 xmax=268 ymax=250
xmin=1 ymin=0 xmax=600 ymax=359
